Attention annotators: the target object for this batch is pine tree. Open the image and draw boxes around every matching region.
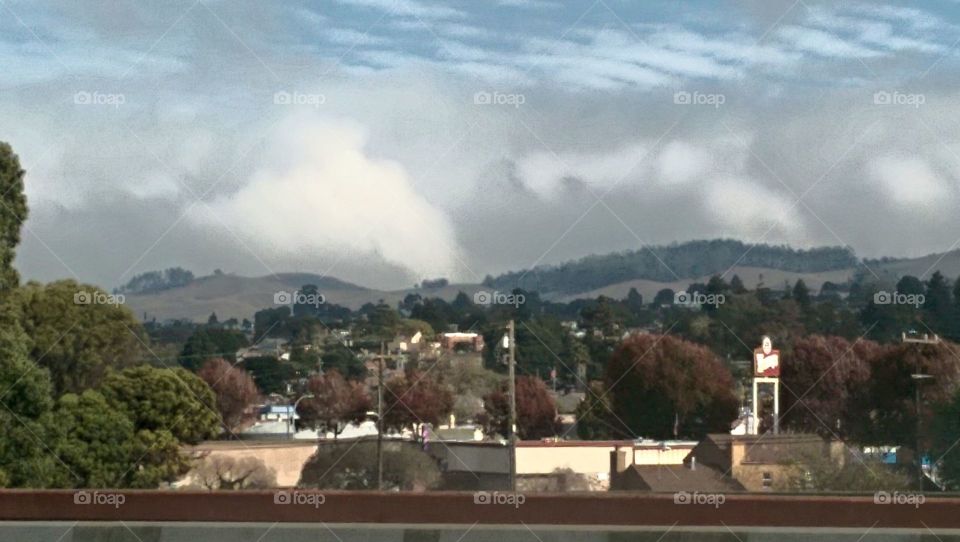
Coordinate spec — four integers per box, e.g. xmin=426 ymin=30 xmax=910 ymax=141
xmin=792 ymin=279 xmax=811 ymax=308
xmin=0 ymin=142 xmax=27 ymax=294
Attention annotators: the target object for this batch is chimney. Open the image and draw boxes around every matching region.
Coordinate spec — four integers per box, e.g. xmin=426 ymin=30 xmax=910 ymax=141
xmin=610 ymin=448 xmax=629 ymax=474
xmin=609 ymin=448 xmax=631 ymax=491
xmin=690 ymin=456 xmax=696 ymax=471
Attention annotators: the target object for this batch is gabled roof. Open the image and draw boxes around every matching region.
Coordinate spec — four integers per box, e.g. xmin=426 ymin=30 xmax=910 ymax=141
xmin=624 ymin=464 xmax=745 ymax=493
xmin=699 ymin=433 xmax=831 ymax=465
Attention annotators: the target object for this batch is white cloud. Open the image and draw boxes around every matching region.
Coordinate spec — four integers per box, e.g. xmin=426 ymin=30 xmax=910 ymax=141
xmin=868 ymin=155 xmax=951 ymax=209
xmin=325 ymin=27 xmax=392 ymax=46
xmin=335 ymin=0 xmax=464 ymax=20
xmin=514 ymin=143 xmax=649 ymax=197
xmin=777 ymin=25 xmax=882 ymax=58
xmin=657 ymin=141 xmax=712 ymax=186
xmin=496 ymin=0 xmax=560 ymax=9
xmin=703 ymin=178 xmax=806 ymax=240
xmin=195 ymin=116 xmax=462 ymax=280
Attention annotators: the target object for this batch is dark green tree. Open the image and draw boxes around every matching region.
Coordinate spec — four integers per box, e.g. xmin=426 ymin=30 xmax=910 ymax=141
xmin=0 ymin=142 xmax=27 ymax=294
xmin=366 ymin=302 xmax=400 ymax=338
xmin=652 ymin=288 xmax=675 ymax=306
xmin=320 ymin=345 xmax=366 ymax=380
xmin=0 ymin=319 xmax=68 ymax=488
xmin=14 ymin=280 xmax=146 ymax=395
xmin=792 ymin=279 xmax=811 ymax=308
xmin=253 ymin=306 xmax=291 ymax=341
xmin=924 ymin=272 xmax=953 ymax=335
xmin=931 ymin=389 xmax=960 ymax=489
xmin=179 ymin=328 xmax=248 ymax=371
xmin=100 ymin=365 xmax=220 ymax=445
xmin=242 ymin=356 xmax=296 ymax=395
xmin=53 ymin=390 xmax=137 ymax=488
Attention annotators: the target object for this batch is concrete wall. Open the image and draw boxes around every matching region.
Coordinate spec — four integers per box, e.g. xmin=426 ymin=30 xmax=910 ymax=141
xmin=183 ymin=442 xmax=318 ymax=488
xmin=516 ymin=444 xmax=623 ymax=477
xmin=516 ymin=443 xmax=694 ymax=480
xmin=632 ymin=447 xmax=694 ymax=466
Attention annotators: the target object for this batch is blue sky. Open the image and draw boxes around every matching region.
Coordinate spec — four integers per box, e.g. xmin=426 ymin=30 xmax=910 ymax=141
xmin=3 ymin=0 xmax=960 ymax=289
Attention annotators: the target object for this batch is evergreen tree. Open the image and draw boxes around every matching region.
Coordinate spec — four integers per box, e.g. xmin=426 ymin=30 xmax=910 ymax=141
xmin=729 ymin=275 xmax=747 ymax=294
xmin=792 ymin=279 xmax=811 ymax=308
xmin=924 ymin=272 xmax=952 ymax=335
xmin=0 ymin=142 xmax=27 ymax=294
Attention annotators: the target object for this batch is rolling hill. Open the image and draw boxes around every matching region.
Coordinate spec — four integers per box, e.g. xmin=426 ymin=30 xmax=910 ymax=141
xmin=120 ymin=240 xmax=960 ymax=322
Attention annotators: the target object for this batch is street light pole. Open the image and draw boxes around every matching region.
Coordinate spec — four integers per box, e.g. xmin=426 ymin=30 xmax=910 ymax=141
xmin=377 ymin=340 xmax=385 ymax=491
xmin=507 ymin=319 xmax=517 ymax=492
xmin=903 ymin=332 xmax=939 ymax=490
xmin=288 ymin=393 xmax=315 ymax=439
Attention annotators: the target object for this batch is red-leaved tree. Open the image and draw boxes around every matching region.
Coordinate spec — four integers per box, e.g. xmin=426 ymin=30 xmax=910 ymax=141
xmin=198 ymin=358 xmax=260 ymax=435
xmin=382 ymin=371 xmax=453 ymax=437
xmin=483 ymin=375 xmax=560 ymax=440
xmin=298 ymin=370 xmax=371 ymax=439
xmin=861 ymin=340 xmax=960 ymax=449
xmin=605 ymin=333 xmax=738 ymax=440
xmin=780 ymin=335 xmax=877 ymax=438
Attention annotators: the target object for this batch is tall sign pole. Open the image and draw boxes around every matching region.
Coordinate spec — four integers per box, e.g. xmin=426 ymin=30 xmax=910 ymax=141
xmin=377 ymin=340 xmax=384 ymax=491
xmin=752 ymin=336 xmax=781 ymax=434
xmin=507 ymin=319 xmax=517 ymax=491
xmin=903 ymin=332 xmax=939 ymax=490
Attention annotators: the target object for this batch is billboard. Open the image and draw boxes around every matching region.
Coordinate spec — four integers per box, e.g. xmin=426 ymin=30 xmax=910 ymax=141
xmin=754 ymin=335 xmax=780 ymax=377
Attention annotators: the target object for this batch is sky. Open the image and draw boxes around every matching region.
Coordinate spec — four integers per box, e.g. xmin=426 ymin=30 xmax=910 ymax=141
xmin=3 ymin=0 xmax=960 ymax=290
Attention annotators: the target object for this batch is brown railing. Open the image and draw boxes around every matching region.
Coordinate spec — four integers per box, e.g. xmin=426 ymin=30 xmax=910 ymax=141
xmin=0 ymin=490 xmax=956 ymax=529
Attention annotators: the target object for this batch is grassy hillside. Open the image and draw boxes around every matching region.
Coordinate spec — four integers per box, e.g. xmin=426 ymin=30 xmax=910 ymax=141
xmin=866 ymin=251 xmax=960 ymax=283
xmin=484 ymin=239 xmax=857 ymax=295
xmin=120 ymin=241 xmax=960 ymax=323
xmin=122 ymin=272 xmax=487 ymax=323
xmin=559 ymin=266 xmax=856 ymax=303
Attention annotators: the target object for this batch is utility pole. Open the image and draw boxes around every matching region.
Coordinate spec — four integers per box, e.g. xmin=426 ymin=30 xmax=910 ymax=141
xmin=903 ymin=332 xmax=939 ymax=490
xmin=377 ymin=340 xmax=384 ymax=491
xmin=507 ymin=319 xmax=517 ymax=492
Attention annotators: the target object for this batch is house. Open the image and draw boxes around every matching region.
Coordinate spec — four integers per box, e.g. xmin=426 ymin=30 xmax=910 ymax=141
xmin=514 ymin=439 xmax=698 ymax=491
xmin=440 ymin=332 xmax=484 ymax=353
xmin=390 ymin=331 xmax=423 ymax=353
xmin=610 ymin=461 xmax=745 ymax=493
xmin=685 ymin=433 xmax=845 ymax=491
xmin=610 ymin=433 xmax=846 ymax=492
xmin=427 ymin=441 xmax=511 ymax=490
xmin=237 ymin=338 xmax=288 ymax=360
xmin=259 ymin=405 xmax=296 ymax=423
